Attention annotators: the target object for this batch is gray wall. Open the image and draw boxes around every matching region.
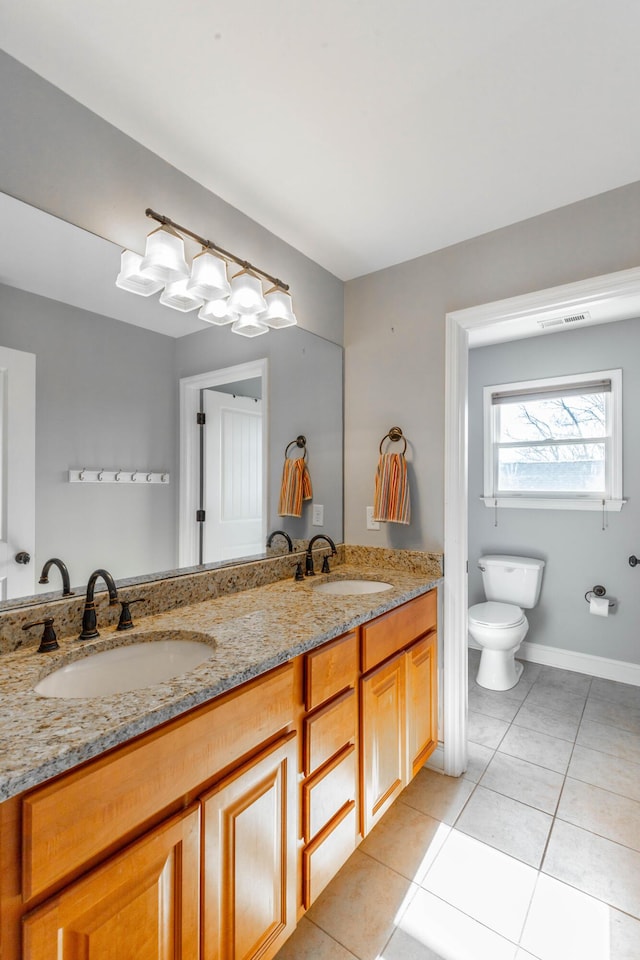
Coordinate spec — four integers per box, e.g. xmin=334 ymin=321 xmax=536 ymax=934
xmin=344 ymin=180 xmax=640 ymax=551
xmin=175 ymin=325 xmax=344 ymax=545
xmin=0 ymin=52 xmax=344 ymax=346
xmin=468 ymin=318 xmax=640 ymax=665
xmin=0 ymin=282 xmax=177 ymax=589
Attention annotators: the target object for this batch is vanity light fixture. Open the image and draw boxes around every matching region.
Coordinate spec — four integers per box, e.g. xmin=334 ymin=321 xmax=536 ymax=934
xmin=116 ymin=209 xmax=297 ymax=336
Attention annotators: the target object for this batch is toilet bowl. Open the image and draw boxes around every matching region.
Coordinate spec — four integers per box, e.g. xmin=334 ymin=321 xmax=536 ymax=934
xmin=468 ymin=555 xmax=545 ymax=691
xmin=468 ymin=601 xmax=528 ymax=690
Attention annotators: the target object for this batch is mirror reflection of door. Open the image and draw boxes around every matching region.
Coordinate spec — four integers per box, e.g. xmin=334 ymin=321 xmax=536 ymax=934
xmin=202 ymin=387 xmax=263 ymax=563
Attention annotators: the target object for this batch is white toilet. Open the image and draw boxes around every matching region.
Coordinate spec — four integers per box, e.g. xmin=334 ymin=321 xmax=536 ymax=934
xmin=468 ymin=555 xmax=545 ymax=691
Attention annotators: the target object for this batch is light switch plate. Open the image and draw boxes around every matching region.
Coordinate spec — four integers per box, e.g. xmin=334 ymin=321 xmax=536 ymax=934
xmin=366 ymin=506 xmax=381 ymax=530
xmin=312 ymin=503 xmax=324 ymax=526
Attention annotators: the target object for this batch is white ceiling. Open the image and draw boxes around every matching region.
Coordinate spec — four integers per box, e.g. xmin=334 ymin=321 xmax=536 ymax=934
xmin=2 ymin=1 xmax=640 ymax=281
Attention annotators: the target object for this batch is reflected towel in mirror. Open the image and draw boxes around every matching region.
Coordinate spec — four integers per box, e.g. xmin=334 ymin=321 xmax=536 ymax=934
xmin=278 ymin=457 xmax=313 ymax=517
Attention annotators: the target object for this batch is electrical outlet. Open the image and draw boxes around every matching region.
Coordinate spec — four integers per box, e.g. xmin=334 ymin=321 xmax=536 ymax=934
xmin=312 ymin=503 xmax=324 ymax=526
xmin=366 ymin=506 xmax=381 ymax=530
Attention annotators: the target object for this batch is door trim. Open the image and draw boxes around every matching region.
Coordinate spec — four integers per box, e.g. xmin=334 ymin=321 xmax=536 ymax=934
xmin=179 ymin=359 xmax=268 ymax=567
xmin=443 ymin=265 xmax=640 ymax=777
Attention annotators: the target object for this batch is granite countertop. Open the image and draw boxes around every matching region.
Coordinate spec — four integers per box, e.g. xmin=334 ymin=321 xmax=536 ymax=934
xmin=0 ymin=564 xmax=440 ymax=802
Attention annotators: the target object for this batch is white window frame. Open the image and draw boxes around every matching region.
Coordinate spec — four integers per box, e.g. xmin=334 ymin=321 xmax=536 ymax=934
xmin=481 ymin=368 xmax=625 ymax=511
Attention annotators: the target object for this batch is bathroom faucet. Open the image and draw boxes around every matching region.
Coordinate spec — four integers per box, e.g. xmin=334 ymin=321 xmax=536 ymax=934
xmin=266 ymin=530 xmax=293 ymax=552
xmin=305 ymin=535 xmax=337 ymax=576
xmin=39 ymin=557 xmax=74 ymax=596
xmin=79 ymin=569 xmax=119 ymax=640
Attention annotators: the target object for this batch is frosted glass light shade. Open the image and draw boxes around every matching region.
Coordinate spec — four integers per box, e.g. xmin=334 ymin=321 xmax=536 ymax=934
xmin=159 ymin=278 xmax=204 ymax=313
xmin=140 ymin=225 xmax=189 ymax=283
xmin=228 ymin=271 xmax=267 ymax=316
xmin=231 ymin=315 xmax=269 ymax=338
xmin=115 ymin=250 xmax=164 ymax=297
xmin=198 ymin=299 xmax=236 ymax=325
xmin=186 ymin=249 xmax=231 ymax=301
xmin=262 ymin=289 xmax=297 ymax=328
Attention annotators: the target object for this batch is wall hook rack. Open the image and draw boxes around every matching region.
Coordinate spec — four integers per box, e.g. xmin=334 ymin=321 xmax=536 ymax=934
xmin=69 ymin=469 xmax=170 ymax=484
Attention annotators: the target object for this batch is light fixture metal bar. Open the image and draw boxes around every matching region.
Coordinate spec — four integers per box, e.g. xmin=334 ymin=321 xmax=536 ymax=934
xmin=145 ymin=208 xmax=289 ymax=292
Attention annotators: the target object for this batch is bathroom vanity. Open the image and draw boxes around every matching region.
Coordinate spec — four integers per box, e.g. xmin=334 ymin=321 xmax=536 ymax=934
xmin=0 ymin=563 xmax=439 ymax=960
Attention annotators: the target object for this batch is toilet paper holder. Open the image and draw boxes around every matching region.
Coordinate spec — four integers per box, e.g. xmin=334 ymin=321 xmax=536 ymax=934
xmin=584 ymin=585 xmax=615 ymax=608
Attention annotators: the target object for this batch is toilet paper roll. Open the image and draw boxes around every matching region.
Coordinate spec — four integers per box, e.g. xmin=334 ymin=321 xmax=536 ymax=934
xmin=589 ymin=595 xmax=609 ymax=617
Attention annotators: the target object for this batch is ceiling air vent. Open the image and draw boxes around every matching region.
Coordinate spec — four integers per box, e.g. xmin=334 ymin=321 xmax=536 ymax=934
xmin=537 ymin=311 xmax=590 ymax=330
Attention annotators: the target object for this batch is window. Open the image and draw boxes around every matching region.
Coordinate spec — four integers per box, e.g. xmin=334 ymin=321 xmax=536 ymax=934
xmin=482 ymin=369 xmax=624 ymax=511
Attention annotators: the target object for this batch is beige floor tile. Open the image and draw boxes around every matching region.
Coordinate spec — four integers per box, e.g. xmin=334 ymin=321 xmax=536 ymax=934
xmin=462 ymin=741 xmax=494 ymax=783
xmin=389 ymin=887 xmax=518 ymax=960
xmin=568 ymin=744 xmax=640 ymax=803
xmin=583 ymin=696 xmax=640 ymax=735
xmin=542 ymin=820 xmax=640 ymax=919
xmin=359 ymin=799 xmax=450 ymax=883
xmin=468 ymin=710 xmax=510 ymax=749
xmin=610 ymin=909 xmax=640 ymax=960
xmin=399 ymin=768 xmax=475 ymax=825
xmin=498 ymin=724 xmax=573 ymax=774
xmin=513 ymin=701 xmax=581 ymax=742
xmin=421 ymin=829 xmax=538 ymax=942
xmin=589 ymin=677 xmax=640 ymax=709
xmin=521 ymin=873 xmax=619 ymax=960
xmin=480 ymin=751 xmax=563 ymax=814
xmin=557 ymin=777 xmax=640 ymax=851
xmin=455 ymin=785 xmax=552 ymax=867
xmin=274 ymin=918 xmax=358 ymax=959
xmin=306 ymin=850 xmax=416 ymax=960
xmin=469 ymin=687 xmax=522 ymax=722
xmin=577 ymin=719 xmax=640 ymax=766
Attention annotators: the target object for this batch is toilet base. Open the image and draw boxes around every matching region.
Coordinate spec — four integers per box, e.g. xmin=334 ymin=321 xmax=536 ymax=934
xmin=476 ymin=650 xmax=523 ymax=691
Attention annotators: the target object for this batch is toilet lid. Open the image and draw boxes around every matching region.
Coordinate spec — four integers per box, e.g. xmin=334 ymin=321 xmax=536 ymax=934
xmin=469 ymin=601 xmax=524 ymax=627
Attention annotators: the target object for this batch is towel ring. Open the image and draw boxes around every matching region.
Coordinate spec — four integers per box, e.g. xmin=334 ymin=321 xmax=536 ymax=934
xmin=285 ymin=435 xmax=307 ymax=460
xmin=379 ymin=426 xmax=407 ymax=455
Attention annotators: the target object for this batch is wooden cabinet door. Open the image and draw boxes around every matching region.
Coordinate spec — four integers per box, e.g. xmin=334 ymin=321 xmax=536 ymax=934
xmin=406 ymin=633 xmax=438 ymax=780
xmin=360 ymin=653 xmax=406 ymax=836
xmin=201 ymin=733 xmax=297 ymax=960
xmin=23 ymin=805 xmax=200 ymax=960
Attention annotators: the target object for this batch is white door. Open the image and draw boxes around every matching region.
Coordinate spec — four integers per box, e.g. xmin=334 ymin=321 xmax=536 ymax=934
xmin=0 ymin=345 xmax=36 ymax=599
xmin=203 ymin=390 xmax=264 ymax=563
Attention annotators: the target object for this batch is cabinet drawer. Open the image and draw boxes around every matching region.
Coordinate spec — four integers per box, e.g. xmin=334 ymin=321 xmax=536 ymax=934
xmin=303 ymin=688 xmax=356 ymax=776
xmin=22 ymin=662 xmax=295 ymax=901
xmin=303 ymin=745 xmax=357 ymax=843
xmin=302 ymin=802 xmax=357 ymax=910
xmin=361 ymin=590 xmax=436 ymax=673
xmin=304 ymin=631 xmax=358 ymax=711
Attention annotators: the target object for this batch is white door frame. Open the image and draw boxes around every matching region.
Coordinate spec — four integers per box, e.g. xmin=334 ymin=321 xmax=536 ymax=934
xmin=179 ymin=358 xmax=268 ymax=567
xmin=443 ymin=265 xmax=640 ymax=777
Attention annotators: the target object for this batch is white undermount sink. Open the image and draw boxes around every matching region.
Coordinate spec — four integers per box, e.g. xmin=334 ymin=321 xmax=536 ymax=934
xmin=34 ymin=631 xmax=215 ymax=699
xmin=312 ymin=579 xmax=393 ymax=596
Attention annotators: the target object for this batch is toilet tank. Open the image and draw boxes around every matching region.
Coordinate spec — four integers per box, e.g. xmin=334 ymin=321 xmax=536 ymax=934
xmin=478 ymin=555 xmax=545 ymax=609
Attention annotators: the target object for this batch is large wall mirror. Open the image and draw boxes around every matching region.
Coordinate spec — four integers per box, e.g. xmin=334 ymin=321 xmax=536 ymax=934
xmin=0 ymin=193 xmax=344 ymax=608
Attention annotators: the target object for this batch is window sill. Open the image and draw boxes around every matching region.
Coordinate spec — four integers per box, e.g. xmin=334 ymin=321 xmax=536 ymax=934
xmin=480 ymin=497 xmax=626 ymax=512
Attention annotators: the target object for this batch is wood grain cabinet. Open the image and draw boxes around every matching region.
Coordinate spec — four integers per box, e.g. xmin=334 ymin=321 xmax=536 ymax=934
xmin=201 ymin=733 xmax=298 ymax=960
xmin=300 ymin=631 xmax=359 ymax=909
xmin=0 ymin=587 xmax=438 ymax=960
xmin=23 ymin=805 xmax=201 ymax=960
xmin=360 ymin=591 xmax=438 ymax=835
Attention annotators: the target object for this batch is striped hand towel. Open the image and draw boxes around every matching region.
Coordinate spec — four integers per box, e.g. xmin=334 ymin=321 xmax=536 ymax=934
xmin=278 ymin=456 xmax=313 ymax=517
xmin=373 ymin=452 xmax=410 ymax=524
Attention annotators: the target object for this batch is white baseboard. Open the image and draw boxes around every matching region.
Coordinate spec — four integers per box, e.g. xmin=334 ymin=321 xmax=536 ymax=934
xmin=468 ymin=638 xmax=640 ymax=687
